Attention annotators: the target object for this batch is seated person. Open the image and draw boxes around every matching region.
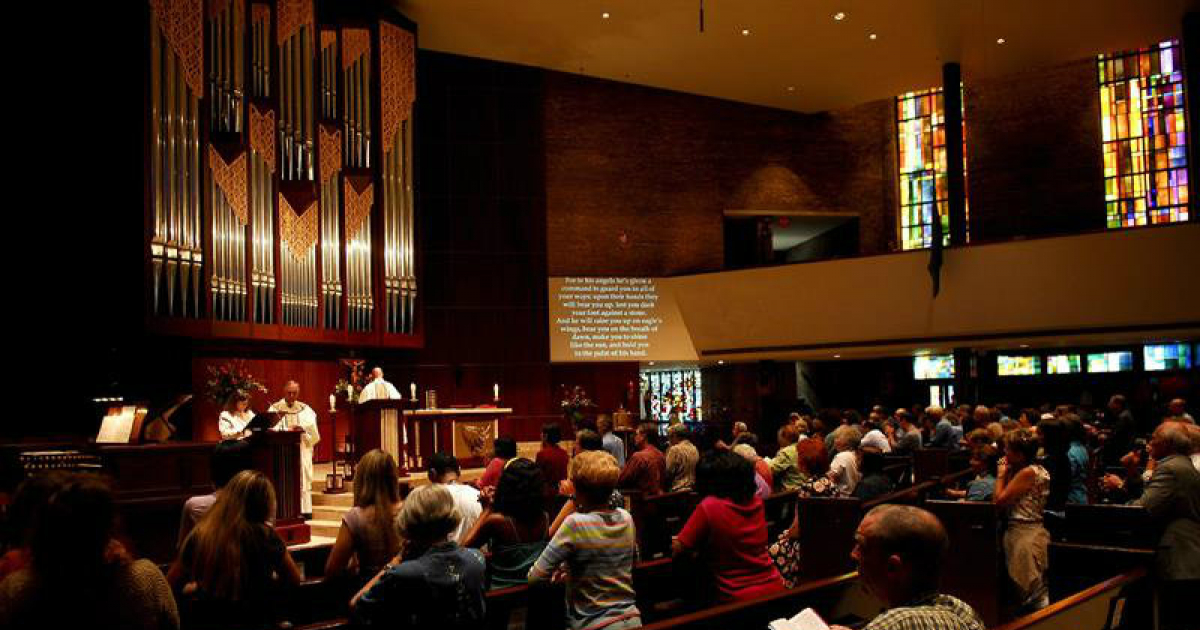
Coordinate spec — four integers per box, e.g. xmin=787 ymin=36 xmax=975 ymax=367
xmin=0 ymin=473 xmax=180 ymax=630
xmin=178 ymin=439 xmax=253 ymax=549
xmin=673 ymin=451 xmax=784 ymax=602
xmin=477 ymin=436 xmax=517 ymax=491
xmin=852 ymin=447 xmax=895 ymax=501
xmin=427 ymin=452 xmax=482 ymax=543
xmin=829 ymin=505 xmax=985 ymax=630
xmin=946 ymin=445 xmax=1000 ymax=502
xmin=768 ymin=424 xmax=803 ymax=492
xmin=828 ymin=426 xmax=863 ymax=496
xmin=530 ymin=450 xmax=641 ymax=630
xmin=351 ymin=484 xmax=487 ymax=629
xmin=169 ymin=471 xmax=302 ymax=630
xmin=461 ymin=458 xmax=549 ymax=589
xmin=325 ymin=449 xmax=402 ymax=581
xmin=0 ymin=472 xmax=63 ymax=582
xmin=732 ymin=443 xmax=772 ymax=500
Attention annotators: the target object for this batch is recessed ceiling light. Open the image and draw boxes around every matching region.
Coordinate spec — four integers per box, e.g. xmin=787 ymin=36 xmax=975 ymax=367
xmin=834 ymin=12 xmax=846 ymax=21
xmin=869 ymin=33 xmax=878 ymax=40
xmin=649 ymin=361 xmax=655 ymax=366
xmin=787 ymin=86 xmax=795 ymax=91
xmin=602 ymin=12 xmax=610 ymax=19
xmin=996 ymin=37 xmax=1006 ymax=45
xmin=741 ymin=28 xmax=751 ymax=36
xmin=833 ymin=354 xmax=842 ymax=358
xmin=718 ymin=360 xmax=725 ymax=365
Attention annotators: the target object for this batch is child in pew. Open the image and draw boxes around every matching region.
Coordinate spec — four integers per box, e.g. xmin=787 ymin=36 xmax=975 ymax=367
xmin=529 ymin=450 xmax=642 ymax=630
xmin=673 ymin=450 xmax=785 ymax=603
xmin=351 ymin=484 xmax=487 ymax=629
xmin=994 ymin=429 xmax=1051 ymax=613
xmin=945 ymin=445 xmax=999 ymax=502
xmin=461 ymin=458 xmax=550 ymax=589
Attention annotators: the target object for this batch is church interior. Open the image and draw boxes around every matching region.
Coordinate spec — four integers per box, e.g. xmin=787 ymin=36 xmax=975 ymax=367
xmin=2 ymin=1 xmax=1199 ymax=629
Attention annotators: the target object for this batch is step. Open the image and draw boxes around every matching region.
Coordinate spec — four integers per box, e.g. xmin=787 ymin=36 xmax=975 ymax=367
xmin=312 ymin=491 xmax=355 ymax=507
xmin=313 ymin=506 xmax=349 ymax=523
xmin=307 ymin=519 xmax=342 ymax=539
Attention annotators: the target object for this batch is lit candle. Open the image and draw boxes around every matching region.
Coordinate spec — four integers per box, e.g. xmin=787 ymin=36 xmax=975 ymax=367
xmin=410 ymin=382 xmax=417 ymax=400
xmin=329 ymin=394 xmax=336 ymax=411
xmin=493 ymin=383 xmax=500 ymax=400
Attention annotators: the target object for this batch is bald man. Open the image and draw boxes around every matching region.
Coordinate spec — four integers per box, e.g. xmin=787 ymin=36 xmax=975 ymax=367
xmin=358 ymin=367 xmax=402 ymax=403
xmin=270 ymin=380 xmax=321 ymax=516
xmin=831 ymin=505 xmax=985 ymax=630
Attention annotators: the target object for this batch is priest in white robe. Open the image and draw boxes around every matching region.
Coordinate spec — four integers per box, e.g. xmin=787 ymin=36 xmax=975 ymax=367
xmin=269 ymin=380 xmax=321 ymax=516
xmin=358 ymin=367 xmax=402 ymax=403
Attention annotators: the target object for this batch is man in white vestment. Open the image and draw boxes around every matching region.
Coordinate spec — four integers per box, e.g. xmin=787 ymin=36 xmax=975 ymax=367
xmin=358 ymin=367 xmax=402 ymax=403
xmin=269 ymin=380 xmax=321 ymax=517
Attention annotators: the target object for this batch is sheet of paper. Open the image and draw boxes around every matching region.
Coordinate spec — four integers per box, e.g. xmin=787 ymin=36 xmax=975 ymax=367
xmin=97 ymin=406 xmax=136 ymax=443
xmin=769 ymin=607 xmax=829 ymax=630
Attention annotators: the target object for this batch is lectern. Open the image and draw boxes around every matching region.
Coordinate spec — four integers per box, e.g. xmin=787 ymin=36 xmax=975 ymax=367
xmin=353 ymin=399 xmax=416 ymax=474
xmin=247 ymin=430 xmax=310 ymax=545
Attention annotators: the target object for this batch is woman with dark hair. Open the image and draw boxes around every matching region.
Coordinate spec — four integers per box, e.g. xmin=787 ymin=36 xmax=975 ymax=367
xmin=478 ymin=436 xmax=517 ymax=490
xmin=219 ymin=391 xmax=254 ymax=440
xmin=673 ymin=451 xmax=783 ymax=602
xmin=996 ymin=429 xmax=1051 ymax=612
xmin=325 ymin=449 xmax=403 ymax=581
xmin=1036 ymin=415 xmax=1072 ymax=512
xmin=462 ymin=458 xmax=550 ymax=588
xmin=0 ymin=473 xmax=179 ymax=630
xmin=169 ymin=470 xmax=302 ymax=629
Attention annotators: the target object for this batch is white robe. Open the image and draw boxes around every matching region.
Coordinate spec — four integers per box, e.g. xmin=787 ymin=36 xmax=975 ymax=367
xmin=358 ymin=378 xmax=402 ymax=403
xmin=218 ymin=410 xmax=253 ymax=440
xmin=269 ymin=399 xmax=321 ymax=514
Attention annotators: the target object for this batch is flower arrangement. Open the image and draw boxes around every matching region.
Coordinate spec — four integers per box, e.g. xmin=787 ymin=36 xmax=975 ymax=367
xmin=560 ymin=385 xmax=595 ymax=428
xmin=204 ymin=361 xmax=267 ymax=406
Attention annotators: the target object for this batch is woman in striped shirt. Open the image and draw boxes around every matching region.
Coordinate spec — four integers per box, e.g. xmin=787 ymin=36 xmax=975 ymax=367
xmin=529 ymin=450 xmax=641 ymax=630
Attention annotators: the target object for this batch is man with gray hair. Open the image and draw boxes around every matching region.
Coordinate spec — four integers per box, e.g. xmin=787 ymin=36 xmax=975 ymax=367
xmin=665 ymin=423 xmax=699 ymax=492
xmin=829 ymin=505 xmax=984 ymax=630
xmin=828 ymin=426 xmax=863 ymax=496
xmin=269 ymin=380 xmax=321 ymax=516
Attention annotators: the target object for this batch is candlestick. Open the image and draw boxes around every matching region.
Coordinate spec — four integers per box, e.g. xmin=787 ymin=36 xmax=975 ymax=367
xmin=410 ymin=382 xmax=417 ymax=401
xmin=493 ymin=383 xmax=500 ymax=401
xmin=329 ymin=394 xmax=337 ymax=412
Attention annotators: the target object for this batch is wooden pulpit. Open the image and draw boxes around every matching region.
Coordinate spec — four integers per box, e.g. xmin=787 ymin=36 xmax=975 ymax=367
xmin=247 ymin=430 xmax=310 ymax=545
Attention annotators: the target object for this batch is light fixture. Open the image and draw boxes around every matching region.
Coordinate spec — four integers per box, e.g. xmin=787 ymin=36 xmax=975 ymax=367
xmin=602 ymin=12 xmax=610 ymax=19
xmin=1020 ymin=344 xmax=1029 ymax=348
xmin=741 ymin=28 xmax=751 ymax=36
xmin=649 ymin=361 xmax=656 ymax=366
xmin=834 ymin=11 xmax=846 ymax=21
xmin=833 ymin=354 xmax=842 ymax=358
xmin=718 ymin=360 xmax=725 ymax=365
xmin=869 ymin=33 xmax=877 ymax=40
xmin=996 ymin=37 xmax=1006 ymax=45
xmin=787 ymin=86 xmax=795 ymax=91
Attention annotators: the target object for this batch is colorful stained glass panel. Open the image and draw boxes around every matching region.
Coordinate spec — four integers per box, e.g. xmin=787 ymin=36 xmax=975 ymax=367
xmin=1086 ymin=351 xmax=1134 ymax=373
xmin=1144 ymin=343 xmax=1192 ymax=371
xmin=896 ymin=86 xmax=968 ymax=250
xmin=914 ymin=354 xmax=955 ymax=380
xmin=998 ymin=355 xmax=1042 ymax=376
xmin=1047 ymin=354 xmax=1082 ymax=374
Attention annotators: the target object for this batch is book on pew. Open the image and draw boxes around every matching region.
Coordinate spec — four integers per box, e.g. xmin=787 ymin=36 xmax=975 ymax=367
xmin=769 ymin=607 xmax=829 ymax=630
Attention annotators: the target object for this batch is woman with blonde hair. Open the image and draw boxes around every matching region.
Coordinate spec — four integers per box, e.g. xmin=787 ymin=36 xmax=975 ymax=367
xmin=325 ymin=449 xmax=402 ymax=581
xmin=168 ymin=470 xmax=302 ymax=629
xmin=995 ymin=429 xmax=1051 ymax=613
xmin=352 ymin=484 xmax=487 ymax=629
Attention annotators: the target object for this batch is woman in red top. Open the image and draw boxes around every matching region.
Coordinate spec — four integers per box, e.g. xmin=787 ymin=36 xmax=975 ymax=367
xmin=477 ymin=437 xmax=516 ymax=490
xmin=673 ymin=451 xmax=784 ymax=603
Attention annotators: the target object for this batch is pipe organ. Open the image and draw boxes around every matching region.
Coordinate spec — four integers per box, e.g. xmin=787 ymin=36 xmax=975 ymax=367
xmin=145 ymin=0 xmax=419 ymax=346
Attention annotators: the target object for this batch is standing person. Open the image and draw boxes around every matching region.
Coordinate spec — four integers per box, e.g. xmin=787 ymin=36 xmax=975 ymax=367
xmin=358 ymin=367 xmax=402 ymax=403
xmin=324 ymin=449 xmax=402 ymax=582
xmin=598 ymin=416 xmax=627 ymax=469
xmin=536 ymin=423 xmax=571 ymax=502
xmin=478 ymin=437 xmax=517 ymax=491
xmin=994 ymin=430 xmax=1051 ymax=613
xmin=461 ymin=458 xmax=549 ymax=589
xmin=1102 ymin=395 xmax=1137 ymax=466
xmin=665 ymin=424 xmax=700 ymax=492
xmin=351 ymin=484 xmax=487 ymax=629
xmin=1063 ymin=414 xmax=1090 ymax=505
xmin=168 ymin=470 xmax=303 ymax=629
xmin=673 ymin=451 xmax=784 ymax=603
xmin=218 ymin=391 xmax=254 ymax=440
xmin=617 ymin=423 xmax=667 ymax=496
xmin=269 ymin=380 xmax=321 ymax=517
xmin=529 ymin=451 xmax=641 ymax=630
xmin=0 ymin=473 xmax=180 ymax=630
xmin=427 ymin=452 xmax=482 ymax=543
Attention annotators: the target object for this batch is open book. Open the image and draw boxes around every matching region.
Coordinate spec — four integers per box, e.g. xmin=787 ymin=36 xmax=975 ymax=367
xmin=769 ymin=607 xmax=829 ymax=630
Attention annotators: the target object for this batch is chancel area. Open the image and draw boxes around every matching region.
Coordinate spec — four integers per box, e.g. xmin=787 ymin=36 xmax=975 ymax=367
xmin=4 ymin=1 xmax=1200 ymax=629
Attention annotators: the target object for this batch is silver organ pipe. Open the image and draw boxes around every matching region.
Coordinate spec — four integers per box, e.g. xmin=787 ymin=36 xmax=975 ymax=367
xmin=380 ymin=22 xmax=415 ymax=334
xmin=250 ymin=104 xmax=276 ymax=324
xmin=278 ymin=2 xmax=314 ymax=182
xmin=320 ymin=124 xmax=343 ymax=330
xmin=208 ymin=0 xmax=243 ymax=134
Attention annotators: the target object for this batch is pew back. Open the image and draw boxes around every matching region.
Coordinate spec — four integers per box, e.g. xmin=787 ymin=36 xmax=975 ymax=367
xmin=923 ymin=499 xmax=1004 ymax=627
xmin=988 ymin=567 xmax=1149 ymax=630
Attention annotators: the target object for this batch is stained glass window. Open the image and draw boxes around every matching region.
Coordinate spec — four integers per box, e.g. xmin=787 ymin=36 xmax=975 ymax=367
xmin=1047 ymin=354 xmax=1082 ymax=374
xmin=998 ymin=355 xmax=1042 ymax=376
xmin=1086 ymin=351 xmax=1134 ymax=373
xmin=1099 ymin=40 xmax=1189 ymax=227
xmin=914 ymin=354 xmax=955 ymax=380
xmin=642 ymin=368 xmax=703 ymax=431
xmin=896 ymin=86 xmax=968 ymax=250
xmin=1144 ymin=343 xmax=1193 ymax=370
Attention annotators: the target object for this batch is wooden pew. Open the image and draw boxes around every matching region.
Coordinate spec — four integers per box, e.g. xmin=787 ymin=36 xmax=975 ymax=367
xmin=637 ymin=572 xmax=882 ymax=630
xmin=1057 ymin=504 xmax=1153 ymax=548
xmin=924 ymin=499 xmax=1004 ymax=627
xmin=763 ymin=489 xmax=798 ymax=539
xmin=630 ymin=489 xmax=701 ymax=560
xmin=988 ymin=567 xmax=1150 ymax=630
xmin=913 ymin=448 xmax=951 ymax=483
xmin=795 ymin=496 xmax=862 ymax=581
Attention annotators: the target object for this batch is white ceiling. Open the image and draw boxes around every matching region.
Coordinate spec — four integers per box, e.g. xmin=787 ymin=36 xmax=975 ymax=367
xmin=398 ymin=0 xmax=1198 ymax=112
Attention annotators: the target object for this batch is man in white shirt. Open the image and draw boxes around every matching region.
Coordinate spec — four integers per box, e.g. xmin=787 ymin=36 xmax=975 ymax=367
xmin=270 ymin=380 xmax=321 ymax=516
xmin=358 ymin=367 xmax=403 ymax=403
xmin=861 ymin=412 xmax=892 ymax=454
xmin=427 ymin=451 xmax=482 ymax=543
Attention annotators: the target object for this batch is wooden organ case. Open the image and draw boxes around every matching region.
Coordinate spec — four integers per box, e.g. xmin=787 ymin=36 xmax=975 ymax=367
xmin=144 ymin=0 xmax=421 ymax=347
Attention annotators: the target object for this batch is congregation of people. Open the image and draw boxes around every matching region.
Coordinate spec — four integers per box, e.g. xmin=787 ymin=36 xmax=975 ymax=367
xmin=1 ymin=394 xmax=1197 ymax=630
